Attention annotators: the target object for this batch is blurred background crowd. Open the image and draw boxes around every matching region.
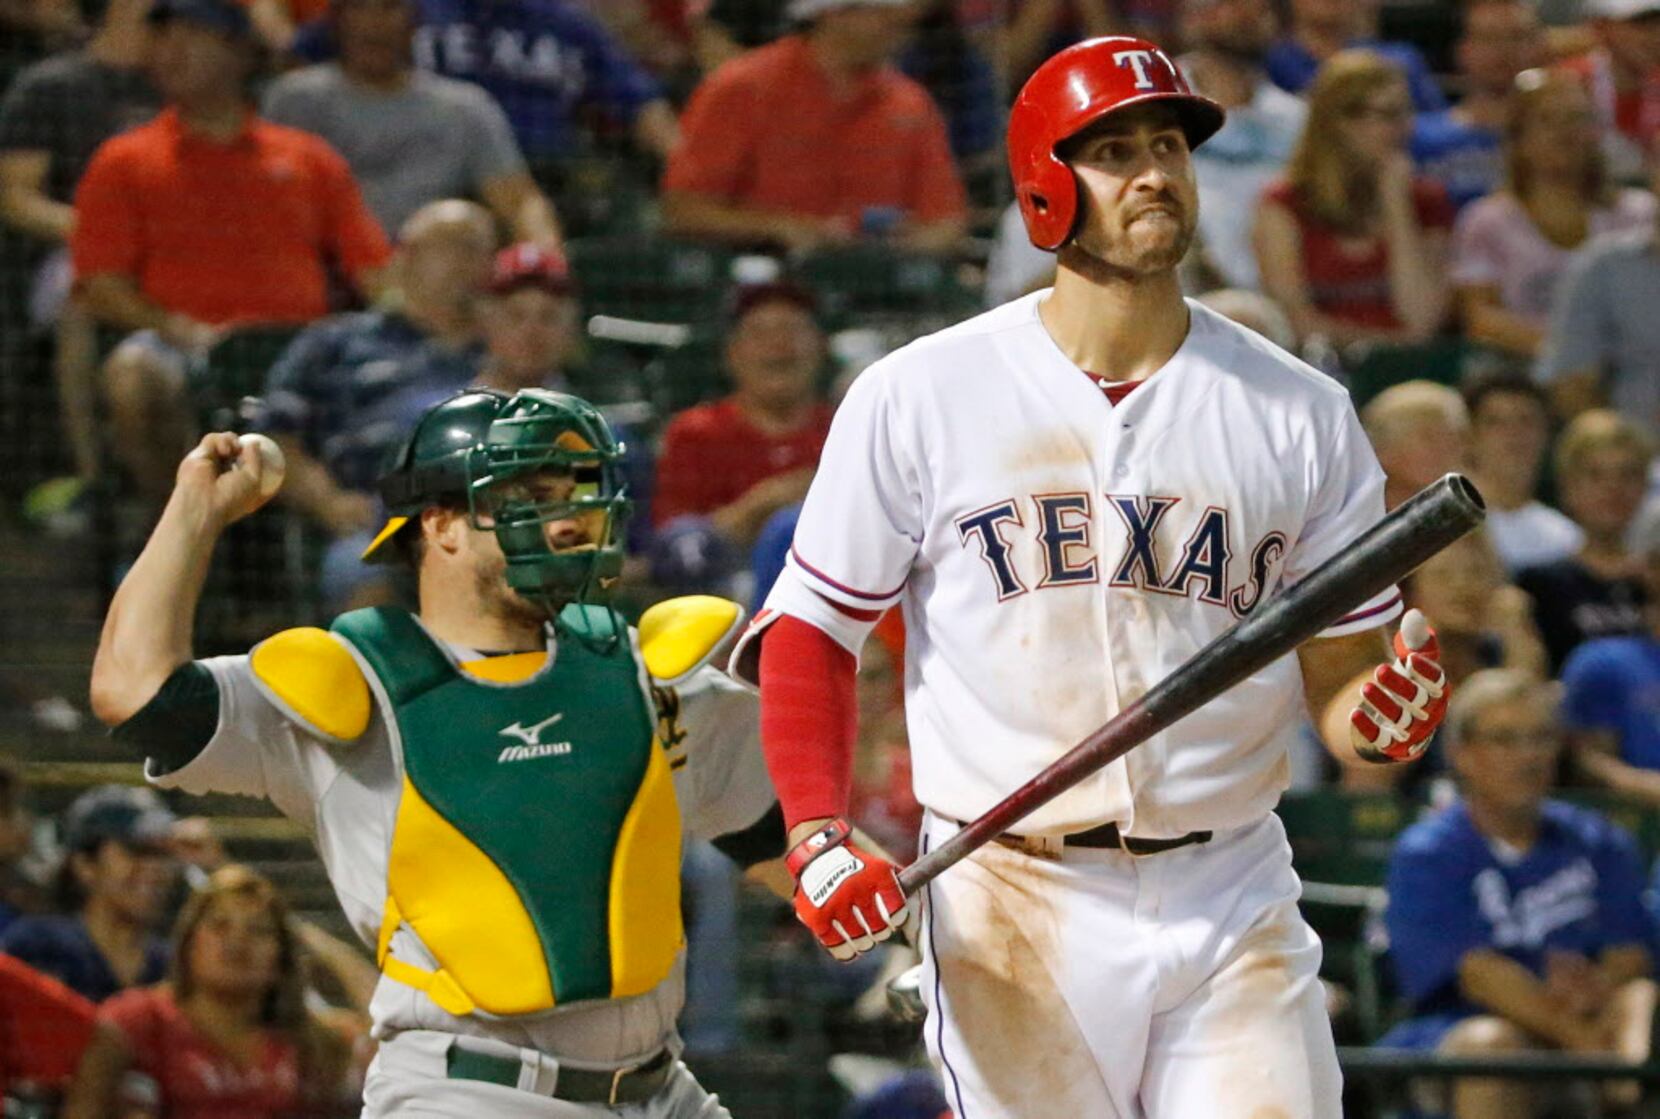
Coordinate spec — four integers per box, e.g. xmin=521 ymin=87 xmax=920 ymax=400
xmin=1 ymin=0 xmax=1660 ymax=1114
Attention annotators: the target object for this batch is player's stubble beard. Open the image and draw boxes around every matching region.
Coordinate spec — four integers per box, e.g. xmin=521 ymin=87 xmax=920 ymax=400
xmin=1060 ymin=187 xmax=1197 ymax=284
xmin=472 ymin=540 xmax=558 ymax=636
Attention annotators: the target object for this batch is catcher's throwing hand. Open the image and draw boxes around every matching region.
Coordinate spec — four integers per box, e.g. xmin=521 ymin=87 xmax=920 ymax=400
xmin=786 ymin=818 xmax=910 ymax=961
xmin=1350 ymin=608 xmax=1448 ymax=763
xmin=176 ymin=431 xmax=282 ymax=530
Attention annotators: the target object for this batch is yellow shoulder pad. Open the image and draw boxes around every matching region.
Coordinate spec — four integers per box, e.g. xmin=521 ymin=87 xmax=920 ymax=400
xmin=249 ymin=627 xmax=372 ymax=741
xmin=638 ymin=596 xmax=745 ymax=686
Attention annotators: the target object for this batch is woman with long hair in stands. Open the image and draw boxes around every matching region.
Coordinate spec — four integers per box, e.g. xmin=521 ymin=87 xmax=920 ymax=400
xmin=1253 ymin=49 xmax=1454 ymax=351
xmin=1451 ymin=68 xmax=1656 ymax=359
xmin=63 ymin=864 xmax=351 ymax=1119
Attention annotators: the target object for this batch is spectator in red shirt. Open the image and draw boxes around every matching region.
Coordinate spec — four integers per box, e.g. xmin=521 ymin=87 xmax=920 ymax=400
xmin=1253 ymin=49 xmax=1453 ymax=353
xmin=0 ymin=956 xmax=95 ymax=1101
xmin=650 ymin=280 xmax=832 ymax=593
xmin=661 ymin=0 xmax=968 ymax=255
xmin=73 ymin=0 xmax=392 ymax=501
xmin=1559 ymin=0 xmax=1660 ymax=184
xmin=63 ymin=865 xmax=352 ymax=1119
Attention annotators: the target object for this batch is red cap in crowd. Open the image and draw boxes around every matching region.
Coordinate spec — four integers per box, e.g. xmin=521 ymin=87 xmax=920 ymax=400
xmin=727 ymin=279 xmax=819 ymax=326
xmin=488 ymin=243 xmax=576 ymax=298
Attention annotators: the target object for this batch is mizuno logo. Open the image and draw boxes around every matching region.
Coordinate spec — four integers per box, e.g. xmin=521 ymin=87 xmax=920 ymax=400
xmin=498 ymin=742 xmax=573 ymax=763
xmin=498 ymin=712 xmax=565 ymax=746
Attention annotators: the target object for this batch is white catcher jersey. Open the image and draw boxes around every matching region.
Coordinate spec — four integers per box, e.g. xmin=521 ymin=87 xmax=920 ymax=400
xmin=741 ymin=292 xmax=1398 ymax=837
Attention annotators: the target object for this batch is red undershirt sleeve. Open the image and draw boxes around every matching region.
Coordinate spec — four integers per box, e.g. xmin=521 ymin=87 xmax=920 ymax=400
xmin=757 ymin=606 xmax=877 ymax=832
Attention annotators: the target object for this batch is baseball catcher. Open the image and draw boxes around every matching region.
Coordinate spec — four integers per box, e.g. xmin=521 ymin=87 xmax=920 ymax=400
xmin=91 ymin=388 xmax=788 ymax=1116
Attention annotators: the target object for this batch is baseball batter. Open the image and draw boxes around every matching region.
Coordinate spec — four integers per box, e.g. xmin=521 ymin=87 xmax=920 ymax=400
xmin=730 ymin=37 xmax=1450 ymax=1118
xmin=90 ymin=388 xmax=786 ymax=1118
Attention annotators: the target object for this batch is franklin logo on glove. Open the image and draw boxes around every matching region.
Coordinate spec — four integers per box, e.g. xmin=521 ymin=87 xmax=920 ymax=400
xmin=802 ymin=846 xmax=864 ymax=908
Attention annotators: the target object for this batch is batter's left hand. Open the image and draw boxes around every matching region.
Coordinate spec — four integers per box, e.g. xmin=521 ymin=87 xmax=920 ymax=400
xmin=1350 ymin=609 xmax=1448 ymax=763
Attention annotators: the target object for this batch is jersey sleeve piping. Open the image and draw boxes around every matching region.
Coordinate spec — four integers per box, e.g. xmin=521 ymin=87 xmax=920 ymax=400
xmin=1334 ymin=590 xmax=1402 ymax=627
xmin=789 ymin=544 xmax=908 ymax=607
xmin=1318 ymin=589 xmax=1404 ymax=639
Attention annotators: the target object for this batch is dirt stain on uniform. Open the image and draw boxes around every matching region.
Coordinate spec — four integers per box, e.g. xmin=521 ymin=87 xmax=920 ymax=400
xmin=934 ymin=844 xmax=1112 ymax=1116
xmin=1004 ymin=428 xmax=1096 ymax=477
xmin=1192 ymin=899 xmax=1320 ymax=1118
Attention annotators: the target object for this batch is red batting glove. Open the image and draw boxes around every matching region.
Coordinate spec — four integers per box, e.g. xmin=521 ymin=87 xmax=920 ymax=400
xmin=786 ymin=818 xmax=910 ymax=962
xmin=1350 ymin=608 xmax=1449 ymax=763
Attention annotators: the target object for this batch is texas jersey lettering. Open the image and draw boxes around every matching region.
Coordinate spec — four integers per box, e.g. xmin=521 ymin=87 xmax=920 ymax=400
xmin=955 ymin=492 xmax=1287 ymax=616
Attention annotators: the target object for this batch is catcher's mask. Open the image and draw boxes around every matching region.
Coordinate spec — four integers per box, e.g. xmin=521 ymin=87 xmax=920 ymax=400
xmin=363 ymin=388 xmax=633 ymax=620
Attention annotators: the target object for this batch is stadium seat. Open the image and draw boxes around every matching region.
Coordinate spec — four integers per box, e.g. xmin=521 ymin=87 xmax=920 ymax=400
xmin=1555 ymin=787 xmax=1660 ymax=862
xmin=579 ymin=329 xmax=726 ymax=429
xmin=566 ymin=236 xmax=735 ymax=327
xmin=1279 ymin=790 xmax=1417 ymax=1042
xmin=1341 ymin=337 xmax=1470 ymax=412
xmin=1278 ymin=789 xmax=1413 ymax=888
xmin=527 ymin=154 xmax=657 ymax=240
xmin=796 ymin=245 xmax=980 ymax=325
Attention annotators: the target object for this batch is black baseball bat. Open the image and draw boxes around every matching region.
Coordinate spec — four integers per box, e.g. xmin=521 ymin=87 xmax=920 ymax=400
xmin=897 ymin=473 xmax=1486 ymax=896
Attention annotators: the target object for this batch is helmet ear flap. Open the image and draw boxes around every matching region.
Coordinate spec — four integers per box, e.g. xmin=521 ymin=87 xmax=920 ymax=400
xmin=1023 ymin=149 xmax=1079 ymax=252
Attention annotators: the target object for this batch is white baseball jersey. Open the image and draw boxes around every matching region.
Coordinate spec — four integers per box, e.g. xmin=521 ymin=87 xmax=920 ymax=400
xmin=737 ymin=292 xmax=1398 ymax=838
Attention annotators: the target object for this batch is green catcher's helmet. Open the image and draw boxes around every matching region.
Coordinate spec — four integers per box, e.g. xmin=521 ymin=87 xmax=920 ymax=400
xmin=362 ymin=388 xmax=633 ymax=611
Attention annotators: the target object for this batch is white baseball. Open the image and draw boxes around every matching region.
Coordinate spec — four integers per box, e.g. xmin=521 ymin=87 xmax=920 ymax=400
xmin=238 ymin=433 xmax=286 ymax=498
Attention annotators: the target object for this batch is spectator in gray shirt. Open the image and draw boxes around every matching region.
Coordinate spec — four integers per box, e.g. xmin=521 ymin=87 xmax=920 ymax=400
xmin=262 ymin=0 xmax=561 ymax=245
xmin=1537 ymin=147 xmax=1660 ymax=431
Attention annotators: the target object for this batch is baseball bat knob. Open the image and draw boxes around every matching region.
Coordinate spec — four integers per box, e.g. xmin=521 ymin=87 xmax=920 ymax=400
xmin=885 ymin=963 xmax=927 ymax=1023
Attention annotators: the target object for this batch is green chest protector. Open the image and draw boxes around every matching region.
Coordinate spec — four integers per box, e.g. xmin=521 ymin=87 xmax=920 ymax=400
xmin=331 ymin=606 xmax=683 ymax=1018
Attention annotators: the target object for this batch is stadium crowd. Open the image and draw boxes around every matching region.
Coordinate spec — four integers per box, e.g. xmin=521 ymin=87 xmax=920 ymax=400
xmin=0 ymin=0 xmax=1658 ymax=1115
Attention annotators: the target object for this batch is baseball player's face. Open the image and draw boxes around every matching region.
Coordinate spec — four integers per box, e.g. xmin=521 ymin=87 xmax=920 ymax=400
xmin=465 ymin=469 xmax=606 ymax=618
xmin=187 ymin=893 xmax=284 ymax=997
xmin=1063 ymin=105 xmax=1199 ymax=277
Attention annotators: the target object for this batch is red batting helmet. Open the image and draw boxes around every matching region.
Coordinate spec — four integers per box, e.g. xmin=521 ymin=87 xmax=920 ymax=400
xmin=1008 ymin=37 xmax=1226 ymax=251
